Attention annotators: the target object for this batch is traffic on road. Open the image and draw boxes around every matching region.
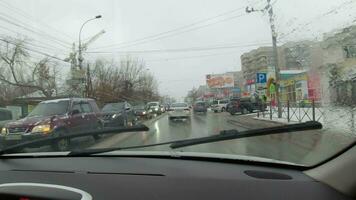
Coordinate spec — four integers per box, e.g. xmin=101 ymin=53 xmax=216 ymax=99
xmin=0 ymin=1 xmax=355 ymax=199
xmin=0 ymin=95 xmax=351 ymax=168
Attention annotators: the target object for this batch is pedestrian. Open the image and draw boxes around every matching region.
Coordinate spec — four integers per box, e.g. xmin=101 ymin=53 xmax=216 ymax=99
xmin=269 ymin=80 xmax=276 ymax=108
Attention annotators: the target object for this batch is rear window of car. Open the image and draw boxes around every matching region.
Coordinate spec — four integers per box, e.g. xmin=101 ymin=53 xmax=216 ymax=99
xmin=134 ymin=105 xmax=145 ymax=109
xmin=102 ymin=103 xmax=125 ymax=112
xmin=171 ymin=103 xmax=188 ymax=107
xmin=195 ymin=102 xmax=205 ymax=106
xmin=147 ymin=102 xmax=158 ymax=107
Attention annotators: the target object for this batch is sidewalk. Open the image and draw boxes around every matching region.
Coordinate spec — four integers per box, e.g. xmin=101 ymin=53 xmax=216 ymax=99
xmin=255 ymin=106 xmax=356 ymax=136
xmin=235 ymin=114 xmax=356 ymax=165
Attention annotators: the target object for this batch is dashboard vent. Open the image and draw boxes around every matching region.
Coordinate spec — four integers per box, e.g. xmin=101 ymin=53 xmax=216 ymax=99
xmin=244 ymin=170 xmax=292 ymax=180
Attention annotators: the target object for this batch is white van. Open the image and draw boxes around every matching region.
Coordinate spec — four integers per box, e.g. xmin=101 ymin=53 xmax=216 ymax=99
xmin=211 ymin=99 xmax=229 ymax=113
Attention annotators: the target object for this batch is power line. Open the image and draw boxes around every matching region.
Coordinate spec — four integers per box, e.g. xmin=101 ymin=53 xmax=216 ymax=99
xmin=0 ymin=24 xmax=69 ymax=54
xmin=279 ymin=0 xmax=356 ymax=41
xmin=145 ymin=51 xmax=242 ymax=62
xmin=110 ymin=13 xmax=249 ymax=50
xmin=86 ymin=41 xmax=271 ymax=54
xmin=92 ymin=6 xmax=247 ymax=50
xmin=0 ymin=13 xmax=72 ymax=49
xmin=0 ymin=0 xmax=73 ymax=41
xmin=0 ymin=38 xmax=69 ymax=63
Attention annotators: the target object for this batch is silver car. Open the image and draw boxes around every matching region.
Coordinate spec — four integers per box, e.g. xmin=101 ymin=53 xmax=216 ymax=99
xmin=168 ymin=103 xmax=191 ymax=120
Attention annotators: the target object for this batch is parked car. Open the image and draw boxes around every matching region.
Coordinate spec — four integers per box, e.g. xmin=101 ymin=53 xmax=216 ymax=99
xmin=227 ymin=96 xmax=267 ymax=115
xmin=211 ymin=99 xmax=229 ymax=113
xmin=146 ymin=102 xmax=161 ymax=114
xmin=133 ymin=105 xmax=151 ymax=120
xmin=0 ymin=98 xmax=103 ymax=151
xmin=101 ymin=102 xmax=137 ymax=128
xmin=0 ymin=108 xmax=14 ymax=130
xmin=168 ymin=102 xmax=191 ymax=120
xmin=193 ymin=101 xmax=208 ymax=113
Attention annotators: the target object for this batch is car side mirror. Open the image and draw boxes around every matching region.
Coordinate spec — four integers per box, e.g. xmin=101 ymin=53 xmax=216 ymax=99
xmin=70 ymin=109 xmax=80 ymax=116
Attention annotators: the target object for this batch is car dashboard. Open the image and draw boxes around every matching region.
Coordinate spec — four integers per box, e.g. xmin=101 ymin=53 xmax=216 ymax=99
xmin=0 ymin=155 xmax=351 ymax=200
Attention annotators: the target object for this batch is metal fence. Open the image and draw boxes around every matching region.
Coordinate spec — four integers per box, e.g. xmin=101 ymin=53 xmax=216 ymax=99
xmin=257 ymin=100 xmax=325 ymax=123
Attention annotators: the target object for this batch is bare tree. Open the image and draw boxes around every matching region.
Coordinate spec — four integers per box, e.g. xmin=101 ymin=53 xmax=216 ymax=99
xmin=88 ymin=56 xmax=159 ymax=104
xmin=186 ymin=87 xmax=199 ymax=104
xmin=0 ymin=37 xmax=58 ymax=98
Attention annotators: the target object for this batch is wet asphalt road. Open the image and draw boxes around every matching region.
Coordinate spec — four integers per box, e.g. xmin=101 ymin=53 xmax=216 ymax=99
xmin=91 ymin=111 xmax=356 ymax=166
xmin=24 ymin=111 xmax=356 ymax=166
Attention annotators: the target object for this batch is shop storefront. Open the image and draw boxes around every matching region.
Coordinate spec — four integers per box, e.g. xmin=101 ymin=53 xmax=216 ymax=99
xmin=280 ymin=72 xmax=309 ymax=103
xmin=245 ymin=79 xmax=256 ymax=95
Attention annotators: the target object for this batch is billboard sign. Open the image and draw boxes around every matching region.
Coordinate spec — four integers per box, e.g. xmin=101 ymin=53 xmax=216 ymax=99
xmin=206 ymin=74 xmax=234 ymax=88
xmin=246 ymin=79 xmax=255 ymax=85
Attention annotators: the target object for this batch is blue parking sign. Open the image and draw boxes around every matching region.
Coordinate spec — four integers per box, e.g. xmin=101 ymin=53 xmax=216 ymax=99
xmin=256 ymin=73 xmax=267 ymax=83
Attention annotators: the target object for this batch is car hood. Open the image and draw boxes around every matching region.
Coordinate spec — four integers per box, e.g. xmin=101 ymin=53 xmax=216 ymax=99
xmin=6 ymin=116 xmax=53 ymax=128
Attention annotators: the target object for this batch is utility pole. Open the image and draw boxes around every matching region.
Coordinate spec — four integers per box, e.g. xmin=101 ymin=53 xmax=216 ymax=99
xmin=246 ymin=0 xmax=282 ymax=118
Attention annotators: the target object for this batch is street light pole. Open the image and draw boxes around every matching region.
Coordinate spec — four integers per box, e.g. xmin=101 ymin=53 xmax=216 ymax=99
xmin=78 ymin=15 xmax=102 ymax=70
xmin=246 ymin=0 xmax=282 ymax=118
xmin=76 ymin=15 xmax=102 ymax=97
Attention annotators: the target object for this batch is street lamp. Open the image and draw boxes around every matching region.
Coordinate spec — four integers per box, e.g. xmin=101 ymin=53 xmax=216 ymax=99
xmin=78 ymin=15 xmax=102 ymax=69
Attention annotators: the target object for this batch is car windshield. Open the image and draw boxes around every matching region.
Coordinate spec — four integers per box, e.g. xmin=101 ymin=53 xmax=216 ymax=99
xmin=147 ymin=103 xmax=158 ymax=107
xmin=134 ymin=105 xmax=145 ymax=110
xmin=1 ymin=0 xmax=356 ymax=168
xmin=102 ymin=103 xmax=125 ymax=112
xmin=171 ymin=103 xmax=188 ymax=108
xmin=28 ymin=101 xmax=69 ymax=117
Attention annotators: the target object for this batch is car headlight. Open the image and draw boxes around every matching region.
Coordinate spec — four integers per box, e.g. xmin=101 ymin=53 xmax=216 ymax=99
xmin=154 ymin=108 xmax=158 ymax=111
xmin=31 ymin=124 xmax=51 ymax=134
xmin=112 ymin=113 xmax=121 ymax=119
xmin=1 ymin=127 xmax=7 ymax=135
xmin=142 ymin=111 xmax=146 ymax=115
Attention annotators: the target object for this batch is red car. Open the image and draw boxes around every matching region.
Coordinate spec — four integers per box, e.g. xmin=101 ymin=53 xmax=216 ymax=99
xmin=0 ymin=98 xmax=103 ymax=151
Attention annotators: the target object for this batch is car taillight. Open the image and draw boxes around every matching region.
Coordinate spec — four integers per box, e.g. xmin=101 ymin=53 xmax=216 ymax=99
xmin=184 ymin=108 xmax=190 ymax=111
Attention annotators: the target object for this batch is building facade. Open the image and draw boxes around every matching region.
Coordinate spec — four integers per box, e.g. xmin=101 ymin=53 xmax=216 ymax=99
xmin=319 ymin=25 xmax=356 ymax=106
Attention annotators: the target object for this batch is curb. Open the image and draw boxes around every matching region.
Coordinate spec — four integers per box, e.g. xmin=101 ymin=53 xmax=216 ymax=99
xmin=252 ymin=116 xmax=291 ymax=125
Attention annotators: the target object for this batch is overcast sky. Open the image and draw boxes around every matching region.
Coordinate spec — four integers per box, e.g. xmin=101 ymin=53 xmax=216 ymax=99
xmin=2 ymin=0 xmax=356 ymax=100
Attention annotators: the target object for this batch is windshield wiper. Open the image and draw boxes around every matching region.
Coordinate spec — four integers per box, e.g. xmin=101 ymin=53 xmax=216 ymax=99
xmin=68 ymin=121 xmax=322 ymax=156
xmin=170 ymin=121 xmax=322 ymax=149
xmin=0 ymin=125 xmax=149 ymax=155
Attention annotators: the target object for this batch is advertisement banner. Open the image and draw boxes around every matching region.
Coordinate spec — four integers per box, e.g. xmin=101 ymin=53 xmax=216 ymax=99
xmin=206 ymin=74 xmax=234 ymax=88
